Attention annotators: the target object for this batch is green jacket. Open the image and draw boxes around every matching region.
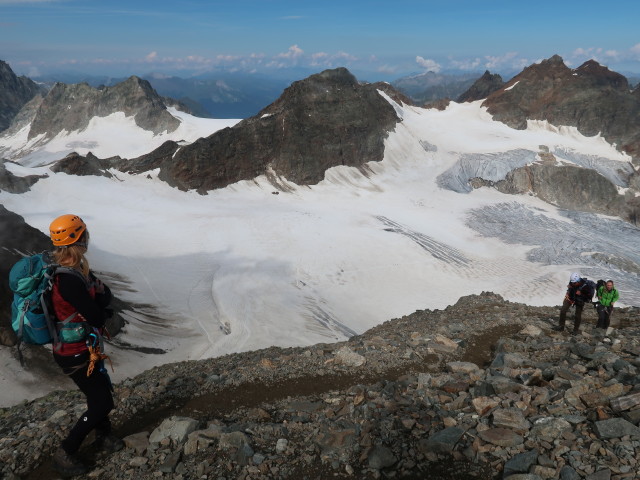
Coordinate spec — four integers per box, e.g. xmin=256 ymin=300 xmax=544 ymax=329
xmin=597 ymin=286 xmax=619 ymax=307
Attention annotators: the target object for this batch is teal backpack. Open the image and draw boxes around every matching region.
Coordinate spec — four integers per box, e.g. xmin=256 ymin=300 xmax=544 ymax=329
xmin=9 ymin=252 xmax=88 ymax=363
xmin=9 ymin=252 xmax=58 ymax=346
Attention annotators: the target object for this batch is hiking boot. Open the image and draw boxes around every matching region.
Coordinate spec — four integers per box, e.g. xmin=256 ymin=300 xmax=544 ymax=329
xmin=552 ymin=325 xmax=564 ymax=332
xmin=93 ymin=433 xmax=125 ymax=453
xmin=52 ymin=447 xmax=88 ymax=477
xmin=571 ymin=329 xmax=580 ymax=336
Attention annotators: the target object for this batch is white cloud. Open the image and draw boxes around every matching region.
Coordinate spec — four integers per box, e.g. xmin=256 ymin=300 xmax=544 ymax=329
xmin=145 ymin=52 xmax=158 ymax=62
xmin=415 ymin=56 xmax=441 ymax=72
xmin=309 ymin=51 xmax=358 ymax=68
xmin=334 ymin=51 xmax=357 ymax=62
xmin=377 ymin=64 xmax=397 ymax=74
xmin=449 ymin=57 xmax=482 ymax=71
xmin=276 ymin=44 xmax=304 ymax=60
xmin=484 ymin=52 xmax=520 ymax=69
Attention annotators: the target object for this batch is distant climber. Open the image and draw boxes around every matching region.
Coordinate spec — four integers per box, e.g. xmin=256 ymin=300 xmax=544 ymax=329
xmin=47 ymin=214 xmax=124 ymax=477
xmin=595 ymin=279 xmax=619 ymax=330
xmin=553 ymin=272 xmax=596 ymax=335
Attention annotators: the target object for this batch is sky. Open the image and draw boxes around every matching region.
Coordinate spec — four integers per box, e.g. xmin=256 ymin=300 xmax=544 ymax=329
xmin=1 ymin=0 xmax=640 ymax=81
xmin=0 ymin=0 xmax=640 ymax=81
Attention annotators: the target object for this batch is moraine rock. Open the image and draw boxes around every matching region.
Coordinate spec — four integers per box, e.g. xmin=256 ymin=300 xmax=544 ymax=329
xmin=3 ymin=292 xmax=640 ymax=479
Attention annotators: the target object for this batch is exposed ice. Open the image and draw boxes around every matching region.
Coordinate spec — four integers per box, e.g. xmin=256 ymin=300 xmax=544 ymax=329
xmin=437 ymin=149 xmax=538 ymax=193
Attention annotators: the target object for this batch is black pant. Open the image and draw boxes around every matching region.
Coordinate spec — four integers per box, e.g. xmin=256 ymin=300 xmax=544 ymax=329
xmin=559 ymin=299 xmax=584 ymax=332
xmin=596 ymin=304 xmax=613 ymax=329
xmin=54 ymin=351 xmax=114 ymax=454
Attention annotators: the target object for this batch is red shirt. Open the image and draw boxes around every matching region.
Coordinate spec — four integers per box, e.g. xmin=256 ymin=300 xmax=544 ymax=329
xmin=51 ymin=272 xmax=101 ymax=356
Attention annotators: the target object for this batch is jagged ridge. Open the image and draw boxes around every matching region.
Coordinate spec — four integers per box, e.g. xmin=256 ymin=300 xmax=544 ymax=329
xmin=482 ymin=55 xmax=640 ymax=162
xmin=28 ymin=76 xmax=180 ymax=139
xmin=0 ymin=61 xmax=43 ymax=133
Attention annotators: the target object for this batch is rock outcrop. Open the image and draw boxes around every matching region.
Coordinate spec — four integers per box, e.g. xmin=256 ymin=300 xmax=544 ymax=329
xmin=482 ymin=55 xmax=640 ymax=162
xmin=3 ymin=293 xmax=640 ymax=479
xmin=0 ymin=160 xmax=47 ymax=193
xmin=0 ymin=61 xmax=43 ymax=133
xmin=28 ymin=76 xmax=180 ymax=139
xmin=50 ymin=151 xmax=115 ymax=178
xmin=121 ymin=68 xmax=401 ymax=192
xmin=457 ymin=70 xmax=505 ymax=103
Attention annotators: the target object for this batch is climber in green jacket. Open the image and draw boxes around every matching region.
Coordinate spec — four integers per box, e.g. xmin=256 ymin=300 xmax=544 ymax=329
xmin=596 ymin=280 xmax=619 ymax=330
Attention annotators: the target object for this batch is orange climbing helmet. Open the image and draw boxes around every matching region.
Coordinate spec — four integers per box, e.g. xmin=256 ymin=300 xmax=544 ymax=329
xmin=49 ymin=214 xmax=87 ymax=246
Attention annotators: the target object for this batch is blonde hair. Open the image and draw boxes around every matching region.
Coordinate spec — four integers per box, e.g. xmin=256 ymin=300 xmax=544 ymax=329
xmin=52 ymin=233 xmax=90 ymax=277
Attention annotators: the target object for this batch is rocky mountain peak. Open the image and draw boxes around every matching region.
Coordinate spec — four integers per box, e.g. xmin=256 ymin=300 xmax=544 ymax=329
xmin=575 ymin=59 xmax=629 ymax=90
xmin=259 ymin=67 xmax=360 ymax=117
xmin=482 ymin=55 xmax=640 ymax=162
xmin=457 ymin=70 xmax=505 ymax=102
xmin=28 ymin=75 xmax=180 ymax=139
xmin=0 ymin=60 xmax=43 ymax=133
xmin=123 ymin=67 xmax=401 ymax=192
xmin=546 ymin=53 xmax=565 ymax=65
xmin=520 ymin=54 xmax=573 ymax=83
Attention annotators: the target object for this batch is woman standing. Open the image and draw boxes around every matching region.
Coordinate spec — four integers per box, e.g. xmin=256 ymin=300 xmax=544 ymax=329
xmin=48 ymin=214 xmax=123 ymax=477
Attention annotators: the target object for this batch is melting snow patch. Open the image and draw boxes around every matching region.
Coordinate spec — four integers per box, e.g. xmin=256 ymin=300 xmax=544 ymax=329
xmin=504 ymin=81 xmax=519 ymax=91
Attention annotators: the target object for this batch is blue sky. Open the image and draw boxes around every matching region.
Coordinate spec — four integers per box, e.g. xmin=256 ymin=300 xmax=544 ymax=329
xmin=2 ymin=0 xmax=640 ymax=81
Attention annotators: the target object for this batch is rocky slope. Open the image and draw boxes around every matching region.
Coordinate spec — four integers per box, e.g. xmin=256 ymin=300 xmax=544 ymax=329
xmin=26 ymin=76 xmax=180 ymax=139
xmin=2 ymin=293 xmax=640 ymax=480
xmin=466 ymin=148 xmax=640 ymax=225
xmin=0 ymin=61 xmax=43 ymax=133
xmin=481 ymin=55 xmax=640 ymax=163
xmin=457 ymin=71 xmax=505 ymax=103
xmin=120 ymin=68 xmax=401 ymax=192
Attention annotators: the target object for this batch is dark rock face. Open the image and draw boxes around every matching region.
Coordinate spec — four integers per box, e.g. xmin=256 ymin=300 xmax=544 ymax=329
xmin=457 ymin=70 xmax=505 ymax=102
xmin=0 ymin=161 xmax=47 ymax=193
xmin=492 ymin=164 xmax=626 ymax=216
xmin=423 ymin=98 xmax=452 ymax=111
xmin=0 ymin=60 xmax=43 ymax=133
xmin=123 ymin=68 xmax=400 ymax=192
xmin=482 ymin=55 xmax=640 ymax=162
xmin=50 ymin=152 xmax=115 ymax=178
xmin=28 ymin=76 xmax=180 ymax=139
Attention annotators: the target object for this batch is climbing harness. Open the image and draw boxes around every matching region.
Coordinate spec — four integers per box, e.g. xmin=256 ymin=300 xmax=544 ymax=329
xmin=86 ymin=331 xmax=114 ymax=378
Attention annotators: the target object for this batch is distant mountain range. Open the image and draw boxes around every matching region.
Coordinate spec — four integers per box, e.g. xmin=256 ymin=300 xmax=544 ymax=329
xmin=30 ymin=71 xmax=297 ymax=119
xmin=390 ymin=71 xmax=481 ymax=104
xmin=2 ymin=53 xmax=638 ymax=223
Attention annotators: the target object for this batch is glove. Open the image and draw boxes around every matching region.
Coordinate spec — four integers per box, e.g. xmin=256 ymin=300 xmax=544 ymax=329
xmin=94 ymin=277 xmax=105 ymax=294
